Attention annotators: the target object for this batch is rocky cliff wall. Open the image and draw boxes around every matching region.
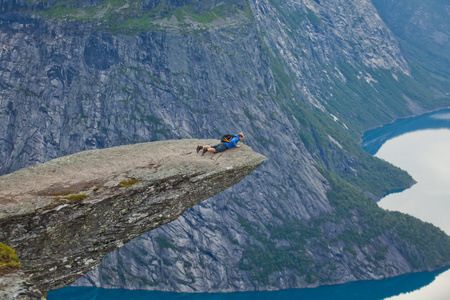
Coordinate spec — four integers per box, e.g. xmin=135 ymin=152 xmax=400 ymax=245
xmin=0 ymin=139 xmax=266 ymax=295
xmin=0 ymin=0 xmax=449 ymax=294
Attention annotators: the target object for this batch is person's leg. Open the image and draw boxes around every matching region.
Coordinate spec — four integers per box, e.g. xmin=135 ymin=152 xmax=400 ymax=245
xmin=198 ymin=145 xmax=214 ymax=153
xmin=197 ymin=145 xmax=207 ymax=153
xmin=202 ymin=146 xmax=216 ymax=155
xmin=203 ymin=144 xmax=221 ymax=155
xmin=203 ymin=143 xmax=227 ymax=155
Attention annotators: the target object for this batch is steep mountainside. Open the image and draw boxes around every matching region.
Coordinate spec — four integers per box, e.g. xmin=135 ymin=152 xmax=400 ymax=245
xmin=371 ymin=0 xmax=450 ymax=104
xmin=1 ymin=0 xmax=449 ymax=293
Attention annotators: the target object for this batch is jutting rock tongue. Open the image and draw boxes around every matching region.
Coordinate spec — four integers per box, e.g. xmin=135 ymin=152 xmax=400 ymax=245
xmin=0 ymin=139 xmax=267 ymax=294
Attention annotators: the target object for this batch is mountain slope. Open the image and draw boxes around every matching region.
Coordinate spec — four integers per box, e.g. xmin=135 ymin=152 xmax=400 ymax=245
xmin=0 ymin=0 xmax=449 ymax=292
xmin=371 ymin=0 xmax=450 ymax=107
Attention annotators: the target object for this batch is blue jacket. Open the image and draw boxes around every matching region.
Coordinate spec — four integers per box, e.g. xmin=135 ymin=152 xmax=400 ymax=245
xmin=224 ymin=134 xmax=240 ymax=149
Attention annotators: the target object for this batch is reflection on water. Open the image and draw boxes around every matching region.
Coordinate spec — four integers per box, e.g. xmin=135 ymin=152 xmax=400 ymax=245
xmin=47 ymin=267 xmax=450 ymax=300
xmin=375 ymin=129 xmax=450 ymax=234
xmin=385 ymin=270 xmax=450 ymax=300
xmin=49 ymin=110 xmax=450 ymax=299
xmin=370 ymin=129 xmax=450 ymax=299
xmin=363 ymin=109 xmax=450 ymax=299
xmin=361 ymin=109 xmax=450 ymax=155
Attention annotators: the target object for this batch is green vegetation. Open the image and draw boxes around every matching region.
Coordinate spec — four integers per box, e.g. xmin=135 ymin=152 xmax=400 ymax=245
xmin=371 ymin=0 xmax=450 ymax=108
xmin=321 ymin=168 xmax=450 ymax=268
xmin=118 ymin=178 xmax=139 ymax=187
xmin=188 ymin=5 xmax=229 ymax=24
xmin=19 ymin=88 xmax=41 ymax=98
xmin=28 ymin=0 xmax=252 ymax=33
xmin=155 ymin=236 xmax=179 ymax=251
xmin=238 ymin=217 xmax=316 ymax=284
xmin=144 ymin=114 xmax=163 ymax=126
xmin=237 ymin=26 xmax=450 ymax=284
xmin=48 ymin=193 xmax=88 ymax=208
xmin=63 ymin=194 xmax=88 ymax=202
xmin=239 ymin=167 xmax=450 ymax=283
xmin=326 ymin=63 xmax=449 ymax=133
xmin=261 ymin=36 xmax=414 ymax=198
xmin=0 ymin=243 xmax=21 ymax=274
xmin=268 ymin=0 xmax=323 ymax=31
xmin=294 ymin=102 xmax=414 ymax=196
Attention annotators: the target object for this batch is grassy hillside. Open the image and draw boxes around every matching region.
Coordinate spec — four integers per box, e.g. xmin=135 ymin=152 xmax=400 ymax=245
xmin=22 ymin=0 xmax=252 ymax=32
xmin=371 ymin=0 xmax=450 ymax=105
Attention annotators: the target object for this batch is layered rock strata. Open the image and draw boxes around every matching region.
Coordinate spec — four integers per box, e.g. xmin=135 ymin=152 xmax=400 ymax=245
xmin=0 ymin=139 xmax=266 ymax=293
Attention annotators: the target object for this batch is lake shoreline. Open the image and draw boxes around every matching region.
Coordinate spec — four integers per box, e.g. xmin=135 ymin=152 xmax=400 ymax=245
xmin=359 ymin=106 xmax=450 ymax=141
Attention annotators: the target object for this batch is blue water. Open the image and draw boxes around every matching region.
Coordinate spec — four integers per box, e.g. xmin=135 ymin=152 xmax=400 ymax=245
xmin=49 ymin=109 xmax=450 ymax=299
xmin=361 ymin=108 xmax=450 ymax=155
xmin=47 ymin=267 xmax=450 ymax=300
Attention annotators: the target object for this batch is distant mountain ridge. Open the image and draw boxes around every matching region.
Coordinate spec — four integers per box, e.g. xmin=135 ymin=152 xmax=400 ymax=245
xmin=0 ymin=0 xmax=449 ymax=293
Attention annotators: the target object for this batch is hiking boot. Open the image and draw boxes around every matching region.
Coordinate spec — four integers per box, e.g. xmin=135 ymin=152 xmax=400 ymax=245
xmin=202 ymin=148 xmax=208 ymax=156
xmin=196 ymin=145 xmax=203 ymax=153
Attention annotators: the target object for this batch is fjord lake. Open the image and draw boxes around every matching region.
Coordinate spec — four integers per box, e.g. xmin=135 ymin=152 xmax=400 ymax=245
xmin=361 ymin=109 xmax=450 ymax=236
xmin=49 ymin=109 xmax=450 ymax=299
xmin=361 ymin=109 xmax=450 ymax=300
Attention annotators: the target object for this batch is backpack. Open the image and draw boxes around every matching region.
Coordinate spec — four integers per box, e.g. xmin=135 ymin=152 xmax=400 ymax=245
xmin=221 ymin=134 xmax=234 ymax=143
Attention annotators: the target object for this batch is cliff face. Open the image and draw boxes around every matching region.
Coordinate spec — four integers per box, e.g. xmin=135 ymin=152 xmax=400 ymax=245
xmin=0 ymin=139 xmax=267 ymax=293
xmin=0 ymin=0 xmax=449 ymax=294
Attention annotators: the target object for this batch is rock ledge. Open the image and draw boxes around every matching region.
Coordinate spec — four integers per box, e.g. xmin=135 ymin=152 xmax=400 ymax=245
xmin=0 ymin=139 xmax=266 ymax=296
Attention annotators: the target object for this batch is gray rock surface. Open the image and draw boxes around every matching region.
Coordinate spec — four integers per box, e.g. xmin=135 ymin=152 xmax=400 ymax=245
xmin=0 ymin=139 xmax=266 ymax=292
xmin=0 ymin=0 xmax=449 ymax=294
xmin=0 ymin=271 xmax=46 ymax=300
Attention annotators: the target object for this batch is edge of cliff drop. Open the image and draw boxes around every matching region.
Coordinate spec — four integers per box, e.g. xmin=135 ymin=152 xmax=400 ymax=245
xmin=0 ymin=139 xmax=267 ymax=295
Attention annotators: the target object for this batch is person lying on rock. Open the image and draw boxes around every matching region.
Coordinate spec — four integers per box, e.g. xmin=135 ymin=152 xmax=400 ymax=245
xmin=197 ymin=133 xmax=244 ymax=156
